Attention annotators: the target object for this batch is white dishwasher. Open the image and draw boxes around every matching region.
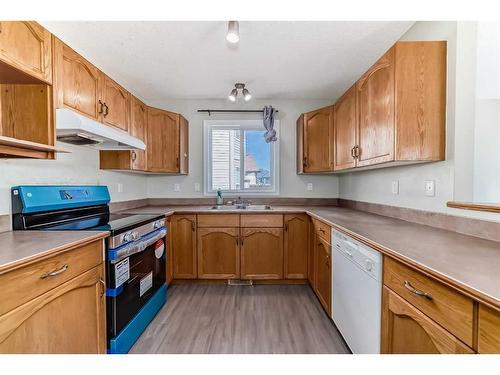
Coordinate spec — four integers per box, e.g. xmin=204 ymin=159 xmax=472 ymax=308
xmin=332 ymin=231 xmax=382 ymax=354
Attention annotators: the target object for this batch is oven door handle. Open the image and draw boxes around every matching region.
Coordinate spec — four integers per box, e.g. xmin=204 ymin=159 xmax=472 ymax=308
xmin=109 ymin=227 xmax=166 ymax=263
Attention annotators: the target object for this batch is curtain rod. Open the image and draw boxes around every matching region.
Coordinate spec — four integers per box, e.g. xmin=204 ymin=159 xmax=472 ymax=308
xmin=197 ymin=109 xmax=278 ymax=116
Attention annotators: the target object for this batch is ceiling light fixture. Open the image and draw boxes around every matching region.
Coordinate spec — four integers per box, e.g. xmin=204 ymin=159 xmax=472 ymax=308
xmin=226 ymin=21 xmax=240 ymax=44
xmin=228 ymin=83 xmax=251 ymax=102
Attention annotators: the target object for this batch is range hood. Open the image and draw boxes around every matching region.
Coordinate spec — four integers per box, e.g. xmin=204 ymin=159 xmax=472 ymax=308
xmin=56 ymin=108 xmax=146 ymax=150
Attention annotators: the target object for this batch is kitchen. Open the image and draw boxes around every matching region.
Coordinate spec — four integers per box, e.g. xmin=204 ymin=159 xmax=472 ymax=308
xmin=1 ymin=0 xmax=500 ymax=372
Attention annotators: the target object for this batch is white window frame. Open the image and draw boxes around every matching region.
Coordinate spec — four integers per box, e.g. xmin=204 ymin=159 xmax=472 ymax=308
xmin=203 ymin=119 xmax=280 ymax=196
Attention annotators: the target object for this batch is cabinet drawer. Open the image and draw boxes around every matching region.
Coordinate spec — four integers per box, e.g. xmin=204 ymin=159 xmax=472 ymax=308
xmin=240 ymin=214 xmax=283 ymax=228
xmin=383 ymin=257 xmax=474 ymax=347
xmin=197 ymin=214 xmax=239 ymax=228
xmin=478 ymin=304 xmax=500 ymax=353
xmin=312 ymin=218 xmax=331 ymax=244
xmin=0 ymin=240 xmax=103 ymax=316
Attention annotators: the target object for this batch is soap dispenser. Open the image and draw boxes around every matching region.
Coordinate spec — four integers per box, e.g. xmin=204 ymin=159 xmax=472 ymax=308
xmin=216 ymin=189 xmax=224 ymax=205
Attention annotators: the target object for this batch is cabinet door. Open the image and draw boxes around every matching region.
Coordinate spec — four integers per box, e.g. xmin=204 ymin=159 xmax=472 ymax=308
xmin=0 ymin=265 xmax=106 ymax=354
xmin=356 ymin=48 xmax=395 ymax=167
xmin=172 ymin=215 xmax=197 ymax=279
xmin=54 ymin=39 xmax=103 ymax=121
xmin=241 ymin=228 xmax=283 ymax=280
xmin=284 ymin=214 xmax=309 ymax=279
xmin=308 ymin=221 xmax=316 ymax=287
xmin=130 ymin=96 xmax=147 ymax=171
xmin=296 ymin=114 xmax=305 ymax=173
xmin=147 ymin=108 xmax=180 ymax=173
xmin=381 ymin=287 xmax=473 ymax=354
xmin=0 ymin=21 xmax=52 ymax=83
xmin=179 ymin=115 xmax=189 ymax=174
xmin=303 ymin=106 xmax=334 ymax=172
xmin=478 ymin=304 xmax=500 ymax=353
xmin=315 ymin=236 xmax=331 ymax=316
xmin=166 ymin=217 xmax=174 ymax=285
xmin=197 ymin=228 xmax=240 ymax=279
xmin=334 ymin=85 xmax=357 ymax=171
xmin=101 ymin=75 xmax=130 ymax=132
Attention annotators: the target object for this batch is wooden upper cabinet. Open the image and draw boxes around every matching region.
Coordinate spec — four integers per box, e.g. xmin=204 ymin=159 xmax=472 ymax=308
xmin=394 ymin=41 xmax=446 ymax=161
xmin=179 ymin=115 xmax=189 ymax=174
xmin=333 ymin=84 xmax=357 ymax=171
xmin=197 ymin=228 xmax=240 ymax=279
xmin=241 ymin=228 xmax=284 ymax=280
xmin=53 ymin=38 xmax=103 ymax=121
xmin=129 ymin=96 xmax=147 ymax=170
xmin=315 ymin=235 xmax=331 ymax=316
xmin=296 ymin=114 xmax=305 ymax=173
xmin=101 ymin=75 xmax=130 ymax=132
xmin=0 ymin=21 xmax=52 ymax=84
xmin=356 ymin=47 xmax=395 ymax=167
xmin=284 ymin=214 xmax=309 ymax=279
xmin=147 ymin=107 xmax=183 ymax=173
xmin=381 ymin=287 xmax=473 ymax=354
xmin=302 ymin=106 xmax=334 ymax=172
xmin=171 ymin=215 xmax=197 ymax=279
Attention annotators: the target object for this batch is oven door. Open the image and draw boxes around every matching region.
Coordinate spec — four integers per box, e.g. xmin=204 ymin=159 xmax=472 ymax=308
xmin=106 ymin=236 xmax=166 ymax=338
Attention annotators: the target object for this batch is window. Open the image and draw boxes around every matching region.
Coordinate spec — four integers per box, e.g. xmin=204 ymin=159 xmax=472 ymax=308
xmin=204 ymin=120 xmax=279 ymax=195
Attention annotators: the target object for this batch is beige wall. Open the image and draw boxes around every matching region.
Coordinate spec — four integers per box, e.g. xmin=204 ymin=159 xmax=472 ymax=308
xmin=146 ymin=98 xmax=340 ymax=199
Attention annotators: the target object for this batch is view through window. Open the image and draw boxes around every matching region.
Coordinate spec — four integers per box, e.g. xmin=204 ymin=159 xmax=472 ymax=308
xmin=204 ymin=120 xmax=278 ymax=194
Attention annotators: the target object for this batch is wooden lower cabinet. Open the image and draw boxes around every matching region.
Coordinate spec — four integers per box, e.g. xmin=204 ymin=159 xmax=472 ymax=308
xmin=308 ymin=220 xmax=315 ymax=286
xmin=0 ymin=262 xmax=106 ymax=354
xmin=381 ymin=287 xmax=473 ymax=354
xmin=197 ymin=228 xmax=240 ymax=279
xmin=315 ymin=235 xmax=331 ymax=316
xmin=478 ymin=304 xmax=500 ymax=353
xmin=171 ymin=215 xmax=197 ymax=279
xmin=283 ymin=214 xmax=308 ymax=279
xmin=241 ymin=228 xmax=283 ymax=280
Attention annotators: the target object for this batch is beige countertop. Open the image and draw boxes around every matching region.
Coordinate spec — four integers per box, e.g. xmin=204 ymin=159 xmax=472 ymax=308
xmin=0 ymin=231 xmax=109 ymax=274
xmin=122 ymin=205 xmax=500 ymax=309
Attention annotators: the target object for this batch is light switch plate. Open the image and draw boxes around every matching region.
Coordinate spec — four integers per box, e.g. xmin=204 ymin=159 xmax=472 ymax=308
xmin=174 ymin=183 xmax=180 ymax=192
xmin=307 ymin=183 xmax=313 ymax=191
xmin=194 ymin=183 xmax=201 ymax=192
xmin=117 ymin=183 xmax=123 ymax=193
xmin=391 ymin=180 xmax=399 ymax=195
xmin=425 ymin=180 xmax=435 ymax=197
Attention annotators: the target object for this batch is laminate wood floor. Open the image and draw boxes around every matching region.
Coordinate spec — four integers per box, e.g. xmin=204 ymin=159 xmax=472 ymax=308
xmin=130 ymin=283 xmax=351 ymax=354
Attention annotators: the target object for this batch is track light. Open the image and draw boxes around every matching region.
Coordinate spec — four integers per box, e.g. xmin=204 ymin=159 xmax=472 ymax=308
xmin=226 ymin=21 xmax=240 ymax=44
xmin=228 ymin=83 xmax=252 ymax=102
xmin=242 ymin=88 xmax=252 ymax=102
xmin=228 ymin=88 xmax=238 ymax=102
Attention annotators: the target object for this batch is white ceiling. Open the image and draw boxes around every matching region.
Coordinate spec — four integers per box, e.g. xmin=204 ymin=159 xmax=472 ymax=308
xmin=41 ymin=21 xmax=414 ymax=101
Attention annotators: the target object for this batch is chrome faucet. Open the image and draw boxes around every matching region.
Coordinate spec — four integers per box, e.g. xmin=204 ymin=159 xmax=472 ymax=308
xmin=234 ymin=196 xmax=252 ymax=207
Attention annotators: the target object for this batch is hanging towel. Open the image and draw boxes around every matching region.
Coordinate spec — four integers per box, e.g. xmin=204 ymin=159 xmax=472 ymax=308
xmin=263 ymin=106 xmax=277 ymax=143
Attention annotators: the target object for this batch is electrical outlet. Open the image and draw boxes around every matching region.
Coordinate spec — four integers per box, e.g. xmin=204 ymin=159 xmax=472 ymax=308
xmin=174 ymin=183 xmax=180 ymax=192
xmin=425 ymin=180 xmax=435 ymax=197
xmin=391 ymin=180 xmax=399 ymax=195
xmin=307 ymin=183 xmax=313 ymax=191
xmin=194 ymin=183 xmax=200 ymax=192
xmin=117 ymin=183 xmax=123 ymax=193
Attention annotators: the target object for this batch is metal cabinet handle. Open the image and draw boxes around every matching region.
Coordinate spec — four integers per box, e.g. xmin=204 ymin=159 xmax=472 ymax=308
xmin=98 ymin=100 xmax=104 ymax=115
xmin=303 ymin=156 xmax=308 ymax=167
xmin=40 ymin=264 xmax=69 ymax=279
xmin=351 ymin=146 xmax=356 ymax=158
xmin=191 ymin=221 xmax=195 ymax=232
xmin=319 ymin=228 xmax=326 ymax=234
xmin=325 ymin=254 xmax=330 ymax=268
xmin=404 ymin=280 xmax=433 ymax=300
xmin=284 ymin=223 xmax=288 ymax=232
xmin=355 ymin=145 xmax=360 ymax=158
xmin=103 ymin=103 xmax=109 ymax=117
xmin=131 ymin=150 xmax=137 ymax=161
xmin=99 ymin=278 xmax=105 ymax=298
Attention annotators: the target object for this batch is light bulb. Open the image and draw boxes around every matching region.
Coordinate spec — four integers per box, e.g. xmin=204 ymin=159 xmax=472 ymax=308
xmin=243 ymin=88 xmax=252 ymax=102
xmin=228 ymin=88 xmax=238 ymax=102
xmin=226 ymin=21 xmax=240 ymax=44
